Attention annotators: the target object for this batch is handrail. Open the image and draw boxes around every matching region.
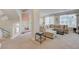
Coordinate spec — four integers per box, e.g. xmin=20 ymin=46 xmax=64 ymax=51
xmin=0 ymin=27 xmax=10 ymax=33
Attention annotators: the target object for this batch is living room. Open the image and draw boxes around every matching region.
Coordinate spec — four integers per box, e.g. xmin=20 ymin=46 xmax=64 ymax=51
xmin=1 ymin=0 xmax=79 ymax=59
xmin=39 ymin=9 xmax=79 ymax=40
xmin=0 ymin=9 xmax=79 ymax=49
xmin=33 ymin=9 xmax=79 ymax=48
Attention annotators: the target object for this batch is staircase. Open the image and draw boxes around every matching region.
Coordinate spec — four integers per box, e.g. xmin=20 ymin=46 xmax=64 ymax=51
xmin=0 ymin=27 xmax=10 ymax=48
xmin=0 ymin=27 xmax=10 ymax=39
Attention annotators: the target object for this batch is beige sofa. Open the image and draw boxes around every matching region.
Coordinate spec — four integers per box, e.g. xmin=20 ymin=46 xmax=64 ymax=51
xmin=43 ymin=32 xmax=54 ymax=39
xmin=49 ymin=24 xmax=69 ymax=34
xmin=40 ymin=26 xmax=54 ymax=39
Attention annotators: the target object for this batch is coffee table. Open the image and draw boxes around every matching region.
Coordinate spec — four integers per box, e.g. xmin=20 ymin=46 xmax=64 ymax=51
xmin=35 ymin=32 xmax=45 ymax=44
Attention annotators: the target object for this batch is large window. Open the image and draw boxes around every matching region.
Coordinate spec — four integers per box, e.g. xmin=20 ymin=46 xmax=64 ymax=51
xmin=60 ymin=14 xmax=77 ymax=28
xmin=49 ymin=16 xmax=54 ymax=24
xmin=40 ymin=17 xmax=44 ymax=26
xmin=45 ymin=17 xmax=50 ymax=25
xmin=45 ymin=16 xmax=54 ymax=25
xmin=15 ymin=23 xmax=20 ymax=33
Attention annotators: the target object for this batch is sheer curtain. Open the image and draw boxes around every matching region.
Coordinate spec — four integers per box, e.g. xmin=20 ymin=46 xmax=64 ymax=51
xmin=45 ymin=16 xmax=54 ymax=25
xmin=60 ymin=14 xmax=77 ymax=28
xmin=45 ymin=17 xmax=50 ymax=25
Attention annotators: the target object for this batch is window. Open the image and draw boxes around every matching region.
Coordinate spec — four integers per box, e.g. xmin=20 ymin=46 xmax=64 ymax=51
xmin=60 ymin=14 xmax=77 ymax=28
xmin=16 ymin=23 xmax=20 ymax=33
xmin=45 ymin=17 xmax=50 ymax=25
xmin=49 ymin=16 xmax=54 ymax=24
xmin=45 ymin=16 xmax=54 ymax=25
xmin=40 ymin=17 xmax=44 ymax=26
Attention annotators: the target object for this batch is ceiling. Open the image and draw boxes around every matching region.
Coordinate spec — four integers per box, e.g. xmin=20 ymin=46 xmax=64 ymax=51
xmin=19 ymin=9 xmax=78 ymax=17
xmin=0 ymin=9 xmax=19 ymax=23
xmin=39 ymin=9 xmax=79 ymax=17
xmin=0 ymin=9 xmax=79 ymax=23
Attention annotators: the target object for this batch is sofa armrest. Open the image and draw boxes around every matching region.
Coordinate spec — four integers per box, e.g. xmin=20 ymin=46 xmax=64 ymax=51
xmin=43 ymin=32 xmax=54 ymax=39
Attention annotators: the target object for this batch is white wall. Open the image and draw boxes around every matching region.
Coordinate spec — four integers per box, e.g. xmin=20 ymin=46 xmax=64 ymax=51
xmin=54 ymin=16 xmax=60 ymax=25
xmin=77 ymin=15 xmax=79 ymax=26
xmin=0 ymin=29 xmax=2 ymax=39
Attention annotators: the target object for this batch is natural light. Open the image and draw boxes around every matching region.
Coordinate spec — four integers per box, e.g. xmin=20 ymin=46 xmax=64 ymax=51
xmin=60 ymin=14 xmax=77 ymax=28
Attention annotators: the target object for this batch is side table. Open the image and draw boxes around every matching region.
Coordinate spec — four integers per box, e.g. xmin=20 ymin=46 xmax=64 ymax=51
xmin=35 ymin=32 xmax=45 ymax=44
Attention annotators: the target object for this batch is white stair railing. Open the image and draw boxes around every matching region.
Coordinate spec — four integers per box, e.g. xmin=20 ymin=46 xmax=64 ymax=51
xmin=0 ymin=27 xmax=10 ymax=39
